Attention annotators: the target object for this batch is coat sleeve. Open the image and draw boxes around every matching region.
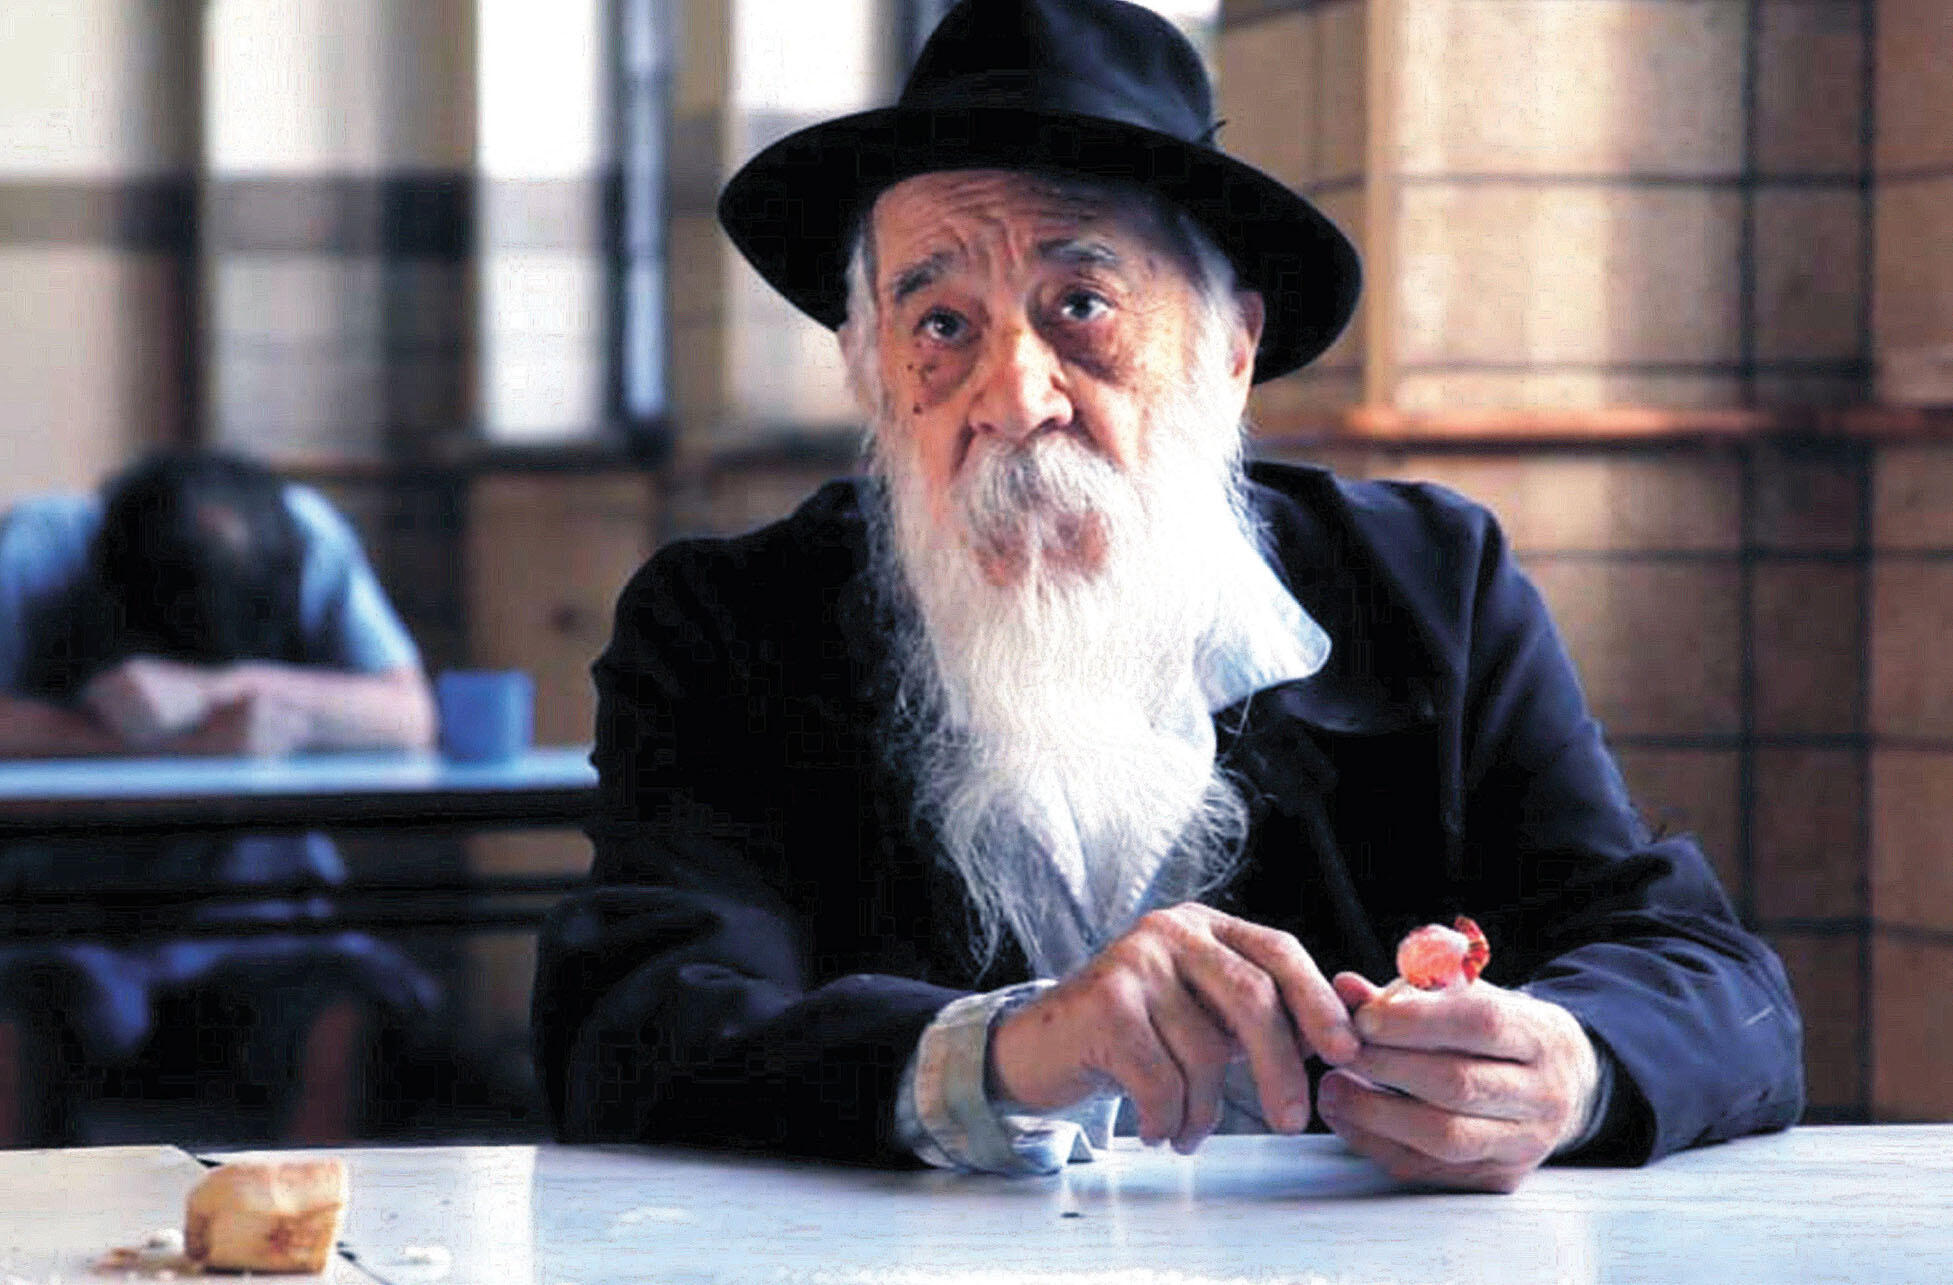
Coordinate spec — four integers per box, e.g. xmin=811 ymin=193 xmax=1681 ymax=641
xmin=1425 ymin=491 xmax=1806 ymax=1165
xmin=531 ymin=542 xmax=965 ymax=1163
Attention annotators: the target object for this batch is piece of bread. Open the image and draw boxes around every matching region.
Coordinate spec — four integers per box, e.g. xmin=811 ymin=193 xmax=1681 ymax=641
xmin=184 ymin=1159 xmax=348 ymax=1275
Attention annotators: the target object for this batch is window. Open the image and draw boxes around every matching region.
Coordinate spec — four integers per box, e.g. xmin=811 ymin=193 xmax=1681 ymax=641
xmin=619 ymin=0 xmax=673 ymax=442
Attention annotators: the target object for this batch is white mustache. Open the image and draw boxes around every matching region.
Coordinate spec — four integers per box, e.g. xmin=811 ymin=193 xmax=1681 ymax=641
xmin=953 ymin=434 xmax=1128 ymax=586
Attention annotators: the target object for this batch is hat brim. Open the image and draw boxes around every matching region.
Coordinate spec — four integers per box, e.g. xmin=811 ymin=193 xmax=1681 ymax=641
xmin=717 ymin=105 xmax=1360 ymax=384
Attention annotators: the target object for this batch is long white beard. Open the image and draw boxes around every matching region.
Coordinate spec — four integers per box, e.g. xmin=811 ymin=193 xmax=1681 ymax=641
xmin=866 ymin=349 xmax=1280 ymax=978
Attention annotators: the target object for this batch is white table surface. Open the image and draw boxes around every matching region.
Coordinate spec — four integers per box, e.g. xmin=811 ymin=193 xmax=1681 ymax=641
xmin=187 ymin=1126 xmax=1953 ymax=1285
xmin=0 ymin=746 xmax=597 ymax=801
xmin=0 ymin=1144 xmax=367 ymax=1283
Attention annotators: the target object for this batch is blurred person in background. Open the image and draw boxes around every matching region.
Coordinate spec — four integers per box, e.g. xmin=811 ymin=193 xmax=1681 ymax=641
xmin=535 ymin=0 xmax=1804 ymax=1192
xmin=0 ymin=450 xmax=439 ymax=1146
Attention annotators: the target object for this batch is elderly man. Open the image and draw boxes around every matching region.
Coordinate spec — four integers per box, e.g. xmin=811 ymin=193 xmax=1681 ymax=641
xmin=535 ymin=0 xmax=1802 ymax=1191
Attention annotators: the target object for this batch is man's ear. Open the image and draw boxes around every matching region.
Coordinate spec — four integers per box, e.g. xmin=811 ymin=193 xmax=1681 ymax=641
xmin=1231 ymin=289 xmax=1266 ymax=383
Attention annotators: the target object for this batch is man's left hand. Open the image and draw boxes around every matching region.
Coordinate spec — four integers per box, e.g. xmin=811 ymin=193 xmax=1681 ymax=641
xmin=80 ymin=656 xmax=219 ymax=746
xmin=1317 ymin=973 xmax=1601 ymax=1193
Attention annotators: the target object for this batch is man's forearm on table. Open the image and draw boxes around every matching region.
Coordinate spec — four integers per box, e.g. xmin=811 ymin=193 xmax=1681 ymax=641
xmin=221 ymin=663 xmax=436 ymax=750
xmin=0 ymin=693 xmax=125 ymax=758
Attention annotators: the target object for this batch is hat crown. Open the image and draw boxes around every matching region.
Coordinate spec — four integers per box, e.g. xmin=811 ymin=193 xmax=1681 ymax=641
xmin=715 ymin=0 xmax=1361 ymax=381
xmin=900 ymin=0 xmax=1214 ymax=143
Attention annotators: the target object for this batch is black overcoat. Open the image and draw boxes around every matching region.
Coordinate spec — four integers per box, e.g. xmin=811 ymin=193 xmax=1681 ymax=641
xmin=533 ymin=461 xmax=1804 ymax=1165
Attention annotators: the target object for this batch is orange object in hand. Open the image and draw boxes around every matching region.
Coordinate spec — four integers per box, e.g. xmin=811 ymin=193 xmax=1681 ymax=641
xmin=1395 ymin=916 xmax=1490 ymax=991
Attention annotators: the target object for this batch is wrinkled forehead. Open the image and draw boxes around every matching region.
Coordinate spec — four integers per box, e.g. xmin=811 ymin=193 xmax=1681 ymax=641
xmin=865 ymin=169 xmax=1190 ymax=299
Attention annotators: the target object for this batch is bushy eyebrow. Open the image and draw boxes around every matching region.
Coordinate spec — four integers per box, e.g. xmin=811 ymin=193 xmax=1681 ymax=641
xmin=886 ymin=235 xmax=1129 ymax=305
xmin=1038 ymin=237 xmax=1122 ymax=270
xmin=888 ymin=252 xmax=954 ymax=304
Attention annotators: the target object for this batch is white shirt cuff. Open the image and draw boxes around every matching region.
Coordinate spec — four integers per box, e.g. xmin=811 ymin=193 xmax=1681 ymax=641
xmin=894 ymin=981 xmax=1118 ymax=1175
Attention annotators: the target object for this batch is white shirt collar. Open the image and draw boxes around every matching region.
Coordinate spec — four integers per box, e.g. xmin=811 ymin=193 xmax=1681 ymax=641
xmin=1196 ymin=543 xmax=1331 ymax=713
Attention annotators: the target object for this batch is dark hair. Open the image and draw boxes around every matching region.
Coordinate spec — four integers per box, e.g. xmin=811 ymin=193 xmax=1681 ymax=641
xmin=90 ymin=451 xmax=308 ymax=665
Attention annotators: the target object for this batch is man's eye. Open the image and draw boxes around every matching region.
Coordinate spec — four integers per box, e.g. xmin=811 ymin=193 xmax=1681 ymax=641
xmin=917 ymin=309 xmax=968 ymax=343
xmin=1057 ymin=290 xmax=1110 ymax=323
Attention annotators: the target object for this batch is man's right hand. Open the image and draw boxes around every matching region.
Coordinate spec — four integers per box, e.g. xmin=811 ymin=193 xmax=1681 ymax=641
xmin=986 ymin=902 xmax=1359 ymax=1153
xmin=80 ymin=656 xmax=218 ymax=746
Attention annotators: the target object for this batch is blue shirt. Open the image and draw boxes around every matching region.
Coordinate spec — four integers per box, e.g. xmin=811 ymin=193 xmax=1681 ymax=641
xmin=0 ymin=484 xmax=420 ymax=693
xmin=0 ymin=483 xmax=422 ymax=893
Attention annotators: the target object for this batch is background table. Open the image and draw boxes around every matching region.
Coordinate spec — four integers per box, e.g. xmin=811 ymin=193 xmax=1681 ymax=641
xmin=0 ymin=746 xmax=599 ymax=944
xmin=181 ymin=1126 xmax=1953 ymax=1284
xmin=0 ymin=745 xmax=598 ymax=838
xmin=0 ymin=749 xmax=602 ymax=1135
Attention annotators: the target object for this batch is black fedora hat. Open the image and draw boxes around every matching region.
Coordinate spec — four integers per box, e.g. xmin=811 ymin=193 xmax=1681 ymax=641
xmin=716 ymin=0 xmax=1361 ymax=384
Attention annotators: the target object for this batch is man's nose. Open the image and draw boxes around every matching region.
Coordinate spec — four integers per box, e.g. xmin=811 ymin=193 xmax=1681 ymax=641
xmin=967 ymin=326 xmax=1072 ymax=444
